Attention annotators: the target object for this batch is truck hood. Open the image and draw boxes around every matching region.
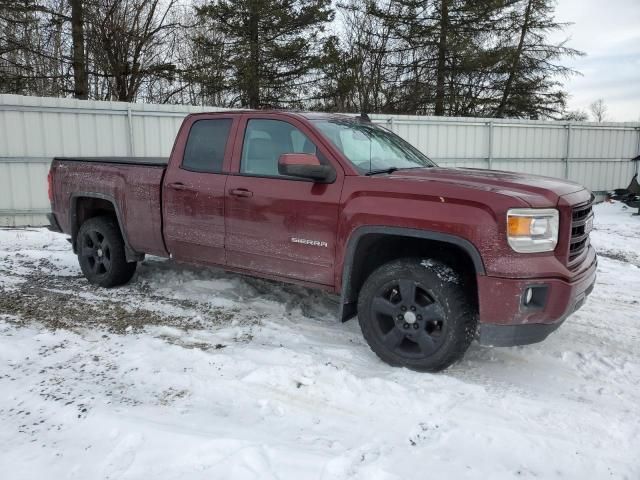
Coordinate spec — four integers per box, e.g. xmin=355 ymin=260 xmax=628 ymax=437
xmin=387 ymin=167 xmax=585 ymax=207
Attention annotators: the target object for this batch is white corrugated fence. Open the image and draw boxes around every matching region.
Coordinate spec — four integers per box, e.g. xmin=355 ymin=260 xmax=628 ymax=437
xmin=1 ymin=94 xmax=639 ymax=226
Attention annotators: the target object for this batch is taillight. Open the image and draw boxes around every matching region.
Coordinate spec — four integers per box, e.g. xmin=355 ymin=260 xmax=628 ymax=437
xmin=47 ymin=170 xmax=53 ymax=203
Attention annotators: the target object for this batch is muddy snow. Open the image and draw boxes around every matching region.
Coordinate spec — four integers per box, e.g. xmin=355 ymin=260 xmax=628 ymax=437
xmin=0 ymin=201 xmax=638 ymax=479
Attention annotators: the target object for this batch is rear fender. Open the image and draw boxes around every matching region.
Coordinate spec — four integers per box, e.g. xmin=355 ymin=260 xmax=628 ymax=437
xmin=70 ymin=192 xmax=143 ymax=262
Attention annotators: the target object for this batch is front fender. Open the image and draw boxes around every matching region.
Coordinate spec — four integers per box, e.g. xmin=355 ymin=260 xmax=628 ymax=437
xmin=338 ymin=225 xmax=486 ymax=321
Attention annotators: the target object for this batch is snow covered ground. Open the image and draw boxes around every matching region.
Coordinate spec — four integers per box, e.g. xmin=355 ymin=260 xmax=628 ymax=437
xmin=0 ymin=201 xmax=638 ymax=479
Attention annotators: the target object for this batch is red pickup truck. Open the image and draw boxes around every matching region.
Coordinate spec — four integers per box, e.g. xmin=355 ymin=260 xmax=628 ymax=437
xmin=47 ymin=111 xmax=597 ymax=371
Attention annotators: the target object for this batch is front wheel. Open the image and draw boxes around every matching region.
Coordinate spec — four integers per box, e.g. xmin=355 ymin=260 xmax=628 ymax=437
xmin=77 ymin=216 xmax=137 ymax=288
xmin=357 ymin=258 xmax=476 ymax=372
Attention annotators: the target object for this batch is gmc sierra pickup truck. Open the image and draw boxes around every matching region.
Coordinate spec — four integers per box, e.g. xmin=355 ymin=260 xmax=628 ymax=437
xmin=47 ymin=111 xmax=597 ymax=371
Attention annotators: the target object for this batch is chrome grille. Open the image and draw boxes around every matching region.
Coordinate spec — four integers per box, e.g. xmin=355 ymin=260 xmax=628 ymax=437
xmin=568 ymin=198 xmax=594 ymax=265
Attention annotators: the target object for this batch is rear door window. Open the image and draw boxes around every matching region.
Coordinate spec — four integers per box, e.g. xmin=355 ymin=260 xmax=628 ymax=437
xmin=182 ymin=119 xmax=233 ymax=173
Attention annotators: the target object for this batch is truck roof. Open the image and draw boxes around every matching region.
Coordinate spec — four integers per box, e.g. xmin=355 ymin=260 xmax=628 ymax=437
xmin=189 ymin=110 xmax=361 ymax=122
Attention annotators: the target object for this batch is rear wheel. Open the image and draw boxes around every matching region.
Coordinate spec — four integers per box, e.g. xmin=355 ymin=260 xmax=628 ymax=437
xmin=77 ymin=216 xmax=137 ymax=287
xmin=357 ymin=258 xmax=476 ymax=372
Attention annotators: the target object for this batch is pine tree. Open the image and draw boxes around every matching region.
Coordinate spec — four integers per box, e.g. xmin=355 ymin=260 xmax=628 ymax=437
xmin=367 ymin=0 xmax=505 ymax=115
xmin=194 ymin=0 xmax=333 ymax=109
xmin=363 ymin=0 xmax=581 ymax=118
xmin=492 ymin=0 xmax=582 ymax=118
xmin=313 ymin=35 xmax=359 ymax=112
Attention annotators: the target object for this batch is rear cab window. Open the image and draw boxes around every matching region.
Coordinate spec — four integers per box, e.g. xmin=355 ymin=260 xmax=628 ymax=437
xmin=182 ymin=119 xmax=233 ymax=173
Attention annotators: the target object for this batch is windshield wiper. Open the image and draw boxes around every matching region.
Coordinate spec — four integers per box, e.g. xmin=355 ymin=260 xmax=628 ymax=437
xmin=365 ymin=167 xmax=398 ymax=176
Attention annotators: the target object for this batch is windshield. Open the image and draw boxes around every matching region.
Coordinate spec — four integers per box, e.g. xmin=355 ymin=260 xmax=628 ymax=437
xmin=313 ymin=119 xmax=436 ymax=174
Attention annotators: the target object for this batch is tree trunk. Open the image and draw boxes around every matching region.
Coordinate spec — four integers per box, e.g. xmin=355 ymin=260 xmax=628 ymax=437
xmin=70 ymin=0 xmax=88 ymax=99
xmin=496 ymin=0 xmax=533 ymax=118
xmin=434 ymin=0 xmax=449 ymax=116
xmin=247 ymin=0 xmax=260 ymax=109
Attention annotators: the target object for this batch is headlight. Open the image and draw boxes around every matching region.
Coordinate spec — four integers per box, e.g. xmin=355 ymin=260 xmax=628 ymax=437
xmin=507 ymin=208 xmax=559 ymax=253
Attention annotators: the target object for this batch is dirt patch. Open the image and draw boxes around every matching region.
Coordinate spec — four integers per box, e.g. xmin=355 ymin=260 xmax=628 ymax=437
xmin=0 ymin=287 xmax=179 ymax=333
xmin=0 ymin=233 xmax=339 ymax=352
xmin=0 ymin=257 xmax=260 ymax=336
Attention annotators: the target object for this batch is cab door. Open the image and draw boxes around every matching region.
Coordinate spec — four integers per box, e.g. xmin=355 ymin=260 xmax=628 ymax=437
xmin=162 ymin=114 xmax=238 ymax=265
xmin=224 ymin=115 xmax=344 ymax=286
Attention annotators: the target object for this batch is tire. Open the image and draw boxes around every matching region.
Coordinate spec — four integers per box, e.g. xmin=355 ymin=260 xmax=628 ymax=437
xmin=357 ymin=257 xmax=476 ymax=372
xmin=77 ymin=216 xmax=137 ymax=288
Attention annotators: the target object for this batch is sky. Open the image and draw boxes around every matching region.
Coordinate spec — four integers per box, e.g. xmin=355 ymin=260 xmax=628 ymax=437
xmin=553 ymin=0 xmax=640 ymax=122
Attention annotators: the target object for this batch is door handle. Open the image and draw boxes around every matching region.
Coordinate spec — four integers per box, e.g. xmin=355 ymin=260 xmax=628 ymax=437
xmin=230 ymin=188 xmax=253 ymax=198
xmin=168 ymin=182 xmax=191 ymax=191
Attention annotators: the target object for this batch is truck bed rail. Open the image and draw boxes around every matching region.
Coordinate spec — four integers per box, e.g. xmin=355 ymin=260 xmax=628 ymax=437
xmin=54 ymin=156 xmax=167 ymax=166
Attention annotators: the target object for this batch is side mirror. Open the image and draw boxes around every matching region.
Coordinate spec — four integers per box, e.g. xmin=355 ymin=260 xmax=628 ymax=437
xmin=278 ymin=153 xmax=335 ymax=183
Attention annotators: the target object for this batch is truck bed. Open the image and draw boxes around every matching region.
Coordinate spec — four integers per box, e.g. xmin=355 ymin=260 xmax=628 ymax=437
xmin=50 ymin=157 xmax=168 ymax=258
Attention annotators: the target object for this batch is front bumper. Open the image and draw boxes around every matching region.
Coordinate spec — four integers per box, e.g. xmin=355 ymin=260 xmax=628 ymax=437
xmin=478 ymin=317 xmax=570 ymax=347
xmin=477 ymin=250 xmax=597 ymax=347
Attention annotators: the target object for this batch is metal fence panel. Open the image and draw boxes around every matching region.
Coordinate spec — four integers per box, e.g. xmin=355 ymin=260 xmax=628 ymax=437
xmin=493 ymin=125 xmax=567 ymax=160
xmin=568 ymin=159 xmax=637 ymax=192
xmin=1 ymin=94 xmax=639 ymax=226
xmin=0 ymin=159 xmax=51 ymax=226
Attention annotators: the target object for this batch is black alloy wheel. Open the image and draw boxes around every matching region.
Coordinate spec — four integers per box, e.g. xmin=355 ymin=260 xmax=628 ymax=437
xmin=77 ymin=216 xmax=137 ymax=288
xmin=357 ymin=258 xmax=476 ymax=372
xmin=80 ymin=229 xmax=112 ymax=277
xmin=371 ymin=278 xmax=447 ymax=359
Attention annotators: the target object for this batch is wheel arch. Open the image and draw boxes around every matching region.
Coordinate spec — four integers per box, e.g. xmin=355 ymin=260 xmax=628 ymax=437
xmin=70 ymin=192 xmax=143 ymax=262
xmin=339 ymin=226 xmax=485 ymax=321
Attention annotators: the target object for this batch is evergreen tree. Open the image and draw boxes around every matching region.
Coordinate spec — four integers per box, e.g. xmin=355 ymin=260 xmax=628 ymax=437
xmin=491 ymin=0 xmax=582 ymax=118
xmin=195 ymin=0 xmax=333 ymax=109
xmin=368 ymin=0 xmax=508 ymax=115
xmin=313 ymin=35 xmax=359 ymax=112
xmin=363 ymin=0 xmax=581 ymax=118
